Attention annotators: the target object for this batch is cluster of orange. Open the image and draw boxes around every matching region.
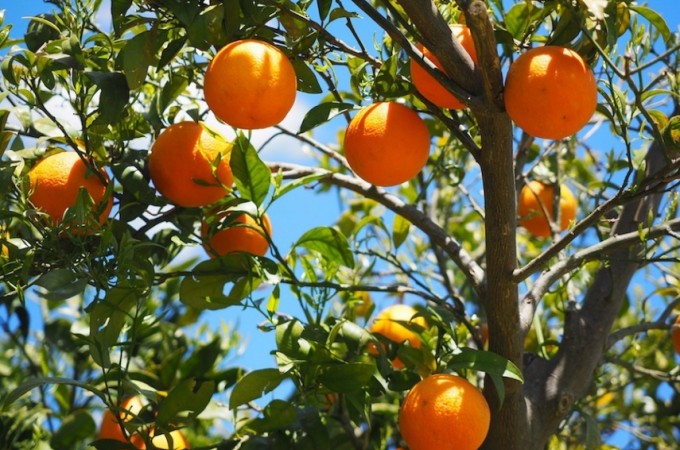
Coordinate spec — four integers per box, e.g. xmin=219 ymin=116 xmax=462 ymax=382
xmin=366 ymin=303 xmax=490 ymax=450
xmin=343 ymin=25 xmax=596 ymax=239
xmin=147 ymin=38 xmax=294 ymax=258
xmin=23 ymin=25 xmax=604 ymax=450
xmin=27 ymin=39 xmax=289 ymax=257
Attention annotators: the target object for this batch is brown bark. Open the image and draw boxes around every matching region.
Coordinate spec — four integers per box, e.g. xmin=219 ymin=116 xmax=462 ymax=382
xmin=523 ymin=130 xmax=675 ymax=447
xmin=395 ymin=0 xmax=527 ymax=447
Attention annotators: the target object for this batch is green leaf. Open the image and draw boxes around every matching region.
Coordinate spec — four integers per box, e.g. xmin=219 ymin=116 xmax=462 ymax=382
xmin=662 ymin=115 xmax=680 ymax=156
xmin=319 ymin=363 xmax=375 ymax=393
xmin=123 ymin=30 xmax=156 ymax=90
xmin=392 ymin=214 xmax=410 ymax=249
xmin=275 ymin=319 xmax=312 ymax=359
xmin=583 ymin=412 xmax=602 ymax=449
xmin=230 ymin=136 xmax=271 ymax=207
xmin=291 ymin=59 xmax=322 ymax=94
xmin=85 ymin=71 xmax=129 ymax=124
xmin=317 ymin=0 xmax=332 ymax=22
xmin=450 ymin=348 xmax=523 ymax=382
xmin=337 ymin=320 xmax=374 ymax=348
xmin=329 ymin=7 xmax=359 ymax=22
xmin=180 ymin=338 xmax=222 ymax=379
xmin=179 ymin=254 xmax=263 ymax=310
xmin=187 ymin=4 xmax=227 ymax=50
xmin=229 ymin=369 xmax=287 ymax=409
xmin=505 ymin=3 xmax=533 ymax=40
xmin=2 ymin=377 xmax=106 ymax=410
xmin=34 ymin=269 xmax=87 ymax=301
xmin=24 ymin=14 xmax=60 ymax=52
xmin=111 ymin=0 xmax=133 ymax=36
xmin=156 ymin=379 xmax=215 ymax=425
xmin=50 ymin=410 xmax=96 ymax=450
xmin=294 ymin=226 xmax=354 ymax=269
xmin=630 ymin=5 xmax=671 ymax=43
xmin=89 ymin=287 xmax=138 ymax=367
xmin=448 ymin=347 xmax=523 ymax=405
xmin=244 ymin=399 xmax=297 ymax=433
xmin=298 ymin=102 xmax=354 ymax=133
xmin=273 ymin=172 xmax=327 ymax=201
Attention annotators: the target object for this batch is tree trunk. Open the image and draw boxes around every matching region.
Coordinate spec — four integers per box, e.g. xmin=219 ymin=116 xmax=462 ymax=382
xmin=523 ymin=126 xmax=675 ymax=447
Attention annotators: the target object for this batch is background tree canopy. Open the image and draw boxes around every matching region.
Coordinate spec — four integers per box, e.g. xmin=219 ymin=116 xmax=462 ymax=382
xmin=0 ymin=0 xmax=679 ymax=449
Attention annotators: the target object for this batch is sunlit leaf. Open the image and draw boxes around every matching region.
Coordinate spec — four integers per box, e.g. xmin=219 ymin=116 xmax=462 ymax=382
xmin=299 ymin=102 xmax=354 ymax=133
xmin=229 ymin=368 xmax=287 ymax=409
xmin=319 ymin=362 xmax=375 ymax=393
xmin=230 ymin=135 xmax=271 ymax=207
xmin=157 ymin=379 xmax=215 ymax=425
xmin=294 ymin=226 xmax=355 ymax=268
xmin=179 ymin=254 xmax=264 ymax=310
xmin=630 ymin=5 xmax=671 ymax=43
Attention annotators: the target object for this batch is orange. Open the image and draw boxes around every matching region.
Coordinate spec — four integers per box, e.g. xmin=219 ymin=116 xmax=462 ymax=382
xmin=148 ymin=121 xmax=233 ymax=207
xmin=352 ymin=291 xmax=374 ymax=318
xmin=98 ymin=396 xmax=146 ymax=443
xmin=204 ymin=39 xmax=297 ymax=130
xmin=518 ymin=180 xmax=577 ymax=238
xmin=98 ymin=396 xmax=190 ymax=449
xmin=1 ymin=229 xmax=9 ymax=259
xmin=504 ymin=46 xmax=597 ymax=139
xmin=202 ymin=211 xmax=272 ymax=258
xmin=343 ymin=102 xmax=430 ymax=187
xmin=410 ymin=24 xmax=479 ymax=109
xmin=672 ymin=316 xmax=680 ymax=355
xmin=131 ymin=428 xmax=190 ymax=449
xmin=399 ymin=373 xmax=490 ymax=450
xmin=369 ymin=304 xmax=427 ymax=369
xmin=28 ymin=151 xmax=112 ymax=229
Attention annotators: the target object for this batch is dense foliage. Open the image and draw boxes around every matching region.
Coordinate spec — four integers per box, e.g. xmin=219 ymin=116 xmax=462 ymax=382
xmin=1 ymin=0 xmax=679 ymax=449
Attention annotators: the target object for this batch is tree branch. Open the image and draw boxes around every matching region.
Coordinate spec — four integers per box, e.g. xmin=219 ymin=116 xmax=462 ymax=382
xmin=268 ymin=162 xmax=486 ymax=295
xmin=386 ymin=0 xmax=483 ymax=105
xmin=523 ymin=113 xmax=676 ymax=447
xmin=519 ymin=217 xmax=680 ymax=338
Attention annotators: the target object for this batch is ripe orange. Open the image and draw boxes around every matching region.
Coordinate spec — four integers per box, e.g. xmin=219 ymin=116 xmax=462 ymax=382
xmin=98 ymin=396 xmax=190 ymax=449
xmin=98 ymin=396 xmax=146 ymax=443
xmin=369 ymin=304 xmax=427 ymax=369
xmin=518 ymin=180 xmax=577 ymax=238
xmin=672 ymin=316 xmax=680 ymax=355
xmin=504 ymin=46 xmax=597 ymax=139
xmin=202 ymin=211 xmax=272 ymax=258
xmin=148 ymin=121 xmax=233 ymax=207
xmin=399 ymin=373 xmax=490 ymax=450
xmin=204 ymin=39 xmax=297 ymax=130
xmin=352 ymin=291 xmax=374 ymax=318
xmin=410 ymin=24 xmax=479 ymax=109
xmin=132 ymin=428 xmax=190 ymax=449
xmin=1 ymin=229 xmax=9 ymax=259
xmin=344 ymin=102 xmax=430 ymax=187
xmin=28 ymin=151 xmax=113 ymax=229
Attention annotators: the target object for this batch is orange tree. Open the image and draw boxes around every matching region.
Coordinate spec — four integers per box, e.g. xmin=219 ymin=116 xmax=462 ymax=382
xmin=0 ymin=0 xmax=679 ymax=449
